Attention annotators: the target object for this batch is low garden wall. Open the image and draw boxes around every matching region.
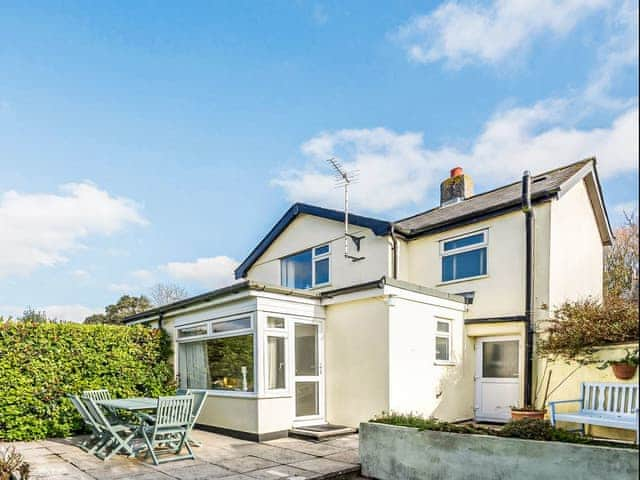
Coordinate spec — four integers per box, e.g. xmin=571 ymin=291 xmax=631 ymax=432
xmin=360 ymin=422 xmax=639 ymax=480
xmin=0 ymin=322 xmax=174 ymax=441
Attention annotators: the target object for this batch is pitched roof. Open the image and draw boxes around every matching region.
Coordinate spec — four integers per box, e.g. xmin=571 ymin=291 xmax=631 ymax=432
xmin=394 ymin=159 xmax=593 ymax=236
xmin=234 ymin=203 xmax=391 ymax=279
xmin=234 ymin=158 xmax=612 ymax=279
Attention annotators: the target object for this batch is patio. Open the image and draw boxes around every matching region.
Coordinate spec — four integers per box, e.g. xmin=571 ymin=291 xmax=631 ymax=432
xmin=6 ymin=429 xmax=361 ymax=480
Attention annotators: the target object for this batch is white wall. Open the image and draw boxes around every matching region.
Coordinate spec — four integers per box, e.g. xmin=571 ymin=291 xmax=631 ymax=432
xmin=246 ymin=214 xmax=391 ymax=289
xmin=549 ymin=179 xmax=604 ymax=308
xmin=387 ymin=295 xmax=470 ymax=421
xmin=324 ymin=297 xmax=390 ymax=427
xmin=404 ymin=210 xmax=529 ymax=319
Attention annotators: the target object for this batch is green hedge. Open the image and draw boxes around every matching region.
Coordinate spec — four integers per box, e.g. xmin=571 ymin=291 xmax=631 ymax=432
xmin=0 ymin=321 xmax=175 ymax=441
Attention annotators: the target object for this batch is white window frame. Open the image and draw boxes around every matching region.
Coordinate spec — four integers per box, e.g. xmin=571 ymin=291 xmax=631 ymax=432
xmin=280 ymin=243 xmax=331 ymax=289
xmin=434 ymin=318 xmax=454 ymax=365
xmin=176 ymin=322 xmax=209 ymax=341
xmin=264 ymin=316 xmax=289 ymax=394
xmin=176 ymin=313 xmax=257 ymax=397
xmin=439 ymin=229 xmax=488 ymax=283
xmin=312 ymin=244 xmax=331 ymax=287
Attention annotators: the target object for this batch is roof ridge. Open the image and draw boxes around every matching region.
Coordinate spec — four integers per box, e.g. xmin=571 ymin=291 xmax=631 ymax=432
xmin=393 ymin=158 xmax=593 ymax=225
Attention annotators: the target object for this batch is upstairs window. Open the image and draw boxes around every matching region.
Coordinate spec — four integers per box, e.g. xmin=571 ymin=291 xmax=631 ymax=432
xmin=281 ymin=244 xmax=330 ymax=289
xmin=441 ymin=230 xmax=487 ymax=282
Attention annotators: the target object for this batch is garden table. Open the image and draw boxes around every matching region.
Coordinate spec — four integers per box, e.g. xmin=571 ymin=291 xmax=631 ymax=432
xmin=96 ymin=397 xmax=157 ymax=411
xmin=94 ymin=397 xmax=159 ymax=459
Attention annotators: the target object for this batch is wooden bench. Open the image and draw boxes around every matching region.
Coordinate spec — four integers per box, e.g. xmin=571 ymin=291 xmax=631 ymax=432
xmin=549 ymin=382 xmax=638 ymax=443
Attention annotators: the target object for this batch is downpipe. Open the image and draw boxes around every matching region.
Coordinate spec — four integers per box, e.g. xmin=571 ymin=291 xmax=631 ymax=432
xmin=522 ymin=171 xmax=535 ymax=407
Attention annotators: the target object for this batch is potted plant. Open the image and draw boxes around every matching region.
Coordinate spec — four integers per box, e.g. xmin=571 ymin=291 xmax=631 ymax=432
xmin=511 ymin=370 xmax=551 ymax=420
xmin=598 ymin=348 xmax=639 ymax=380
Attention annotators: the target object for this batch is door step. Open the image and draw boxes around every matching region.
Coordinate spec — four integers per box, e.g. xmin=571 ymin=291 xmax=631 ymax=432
xmin=289 ymin=424 xmax=357 ymax=440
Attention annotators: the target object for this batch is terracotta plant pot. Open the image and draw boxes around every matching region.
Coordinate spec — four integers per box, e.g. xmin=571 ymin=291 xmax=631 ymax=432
xmin=511 ymin=409 xmax=546 ymax=421
xmin=611 ymin=363 xmax=637 ymax=380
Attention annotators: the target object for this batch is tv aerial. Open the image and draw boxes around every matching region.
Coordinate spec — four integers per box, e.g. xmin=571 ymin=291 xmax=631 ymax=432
xmin=326 ymin=158 xmax=365 ymax=262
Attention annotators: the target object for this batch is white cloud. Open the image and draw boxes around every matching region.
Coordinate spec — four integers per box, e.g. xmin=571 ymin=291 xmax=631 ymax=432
xmin=71 ymin=269 xmax=90 ymax=280
xmin=584 ymin=0 xmax=639 ymax=108
xmin=395 ymin=0 xmax=607 ymax=66
xmin=0 ymin=304 xmax=99 ymax=323
xmin=161 ymin=256 xmax=239 ymax=289
xmin=273 ymin=103 xmax=638 ymax=213
xmin=0 ymin=182 xmax=147 ymax=278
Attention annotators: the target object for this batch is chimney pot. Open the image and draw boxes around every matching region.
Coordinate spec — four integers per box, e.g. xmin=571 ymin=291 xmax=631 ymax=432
xmin=450 ymin=166 xmax=464 ymax=178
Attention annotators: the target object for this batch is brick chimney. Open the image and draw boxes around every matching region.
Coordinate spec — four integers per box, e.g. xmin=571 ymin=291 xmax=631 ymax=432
xmin=440 ymin=167 xmax=473 ymax=206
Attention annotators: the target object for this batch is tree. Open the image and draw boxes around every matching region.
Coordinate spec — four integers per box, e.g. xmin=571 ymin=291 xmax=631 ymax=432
xmin=604 ymin=211 xmax=639 ymax=300
xmin=83 ymin=313 xmax=107 ymax=325
xmin=149 ymin=283 xmax=188 ymax=307
xmin=19 ymin=307 xmax=53 ymax=323
xmin=84 ymin=295 xmax=152 ymax=324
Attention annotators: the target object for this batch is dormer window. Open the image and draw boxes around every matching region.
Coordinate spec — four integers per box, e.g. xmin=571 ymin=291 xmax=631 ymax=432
xmin=440 ymin=230 xmax=487 ymax=282
xmin=281 ymin=244 xmax=330 ymax=289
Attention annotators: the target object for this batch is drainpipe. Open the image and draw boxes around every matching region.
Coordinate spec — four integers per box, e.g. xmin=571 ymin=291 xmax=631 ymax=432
xmin=521 ymin=171 xmax=535 ymax=407
xmin=390 ymin=224 xmax=398 ymax=279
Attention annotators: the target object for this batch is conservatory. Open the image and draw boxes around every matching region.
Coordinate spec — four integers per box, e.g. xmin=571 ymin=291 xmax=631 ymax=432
xmin=124 ymin=278 xmax=466 ymax=441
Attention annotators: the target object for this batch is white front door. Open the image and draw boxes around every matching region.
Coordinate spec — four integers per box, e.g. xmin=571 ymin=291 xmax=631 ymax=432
xmin=293 ymin=320 xmax=325 ymax=425
xmin=474 ymin=336 xmax=520 ymax=422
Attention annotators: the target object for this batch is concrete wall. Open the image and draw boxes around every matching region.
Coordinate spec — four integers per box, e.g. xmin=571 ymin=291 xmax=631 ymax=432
xmin=324 ymin=297 xmax=390 ymax=427
xmin=387 ymin=295 xmax=471 ymax=422
xmin=360 ymin=422 xmax=638 ymax=480
xmin=246 ymin=214 xmax=391 ymax=290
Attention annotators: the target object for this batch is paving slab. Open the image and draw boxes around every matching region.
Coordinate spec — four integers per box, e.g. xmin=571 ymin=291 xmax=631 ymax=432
xmin=216 ymin=455 xmax=280 ymax=473
xmin=161 ymin=462 xmax=233 ymax=479
xmin=322 ymin=449 xmax=360 ymax=465
xmin=231 ymin=444 xmax=316 ymax=464
xmin=290 ymin=458 xmax=356 ymax=476
xmin=244 ymin=464 xmax=317 ymax=479
xmin=322 ymin=435 xmax=359 ymax=450
xmin=8 ymin=430 xmax=360 ymax=480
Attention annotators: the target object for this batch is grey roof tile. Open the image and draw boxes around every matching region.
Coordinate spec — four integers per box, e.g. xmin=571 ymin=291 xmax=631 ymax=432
xmin=393 ymin=159 xmax=591 ymax=235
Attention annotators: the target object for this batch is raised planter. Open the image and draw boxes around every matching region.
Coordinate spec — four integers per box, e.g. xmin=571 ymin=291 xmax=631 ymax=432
xmin=360 ymin=422 xmax=638 ymax=480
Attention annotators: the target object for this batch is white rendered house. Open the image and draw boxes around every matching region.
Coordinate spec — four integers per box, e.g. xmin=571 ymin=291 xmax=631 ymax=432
xmin=125 ymin=158 xmax=612 ymax=441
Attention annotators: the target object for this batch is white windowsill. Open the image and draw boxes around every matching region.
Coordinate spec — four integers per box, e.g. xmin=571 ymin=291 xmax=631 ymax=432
xmin=187 ymin=389 xmax=293 ymax=400
xmin=437 ymin=274 xmax=488 ymax=286
xmin=434 ymin=361 xmax=457 ymax=366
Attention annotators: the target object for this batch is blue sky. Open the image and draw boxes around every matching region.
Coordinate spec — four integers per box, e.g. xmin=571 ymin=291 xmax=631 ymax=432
xmin=1 ymin=0 xmax=638 ymax=321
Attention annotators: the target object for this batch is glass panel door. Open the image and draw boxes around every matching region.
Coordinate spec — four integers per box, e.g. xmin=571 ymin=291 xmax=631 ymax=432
xmin=294 ymin=322 xmax=323 ymax=421
xmin=475 ymin=337 xmax=520 ymax=422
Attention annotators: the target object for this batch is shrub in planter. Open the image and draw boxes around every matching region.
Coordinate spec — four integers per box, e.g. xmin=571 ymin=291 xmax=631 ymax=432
xmin=498 ymin=418 xmax=588 ymax=444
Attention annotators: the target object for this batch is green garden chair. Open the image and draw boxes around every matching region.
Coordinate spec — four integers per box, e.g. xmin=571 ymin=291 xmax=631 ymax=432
xmin=68 ymin=394 xmax=110 ymax=454
xmin=83 ymin=397 xmax=139 ymax=461
xmin=82 ymin=389 xmax=111 ymax=401
xmin=140 ymin=395 xmax=194 ymax=465
xmin=184 ymin=390 xmax=207 ymax=447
